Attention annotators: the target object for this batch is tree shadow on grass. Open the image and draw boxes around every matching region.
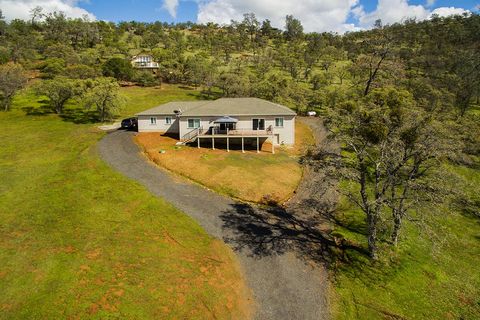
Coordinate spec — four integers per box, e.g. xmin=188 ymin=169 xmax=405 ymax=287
xmin=20 ymin=100 xmax=100 ymax=125
xmin=220 ymin=200 xmax=369 ymax=266
xmin=186 ymin=91 xmax=222 ymax=101
xmin=22 ymin=105 xmax=53 ymax=116
xmin=60 ymin=108 xmax=99 ymax=124
xmin=21 ymin=99 xmax=53 ymax=116
xmin=178 ymin=85 xmax=195 ymax=90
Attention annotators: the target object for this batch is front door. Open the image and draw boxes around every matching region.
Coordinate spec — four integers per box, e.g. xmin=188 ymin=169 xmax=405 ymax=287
xmin=252 ymin=119 xmax=265 ymax=130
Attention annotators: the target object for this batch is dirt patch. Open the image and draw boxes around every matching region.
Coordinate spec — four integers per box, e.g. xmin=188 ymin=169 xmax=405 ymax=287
xmin=86 ymin=248 xmax=102 ymax=260
xmin=134 ymin=121 xmax=313 ymax=204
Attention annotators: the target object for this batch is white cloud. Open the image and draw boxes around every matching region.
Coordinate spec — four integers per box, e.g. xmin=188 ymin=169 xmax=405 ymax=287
xmin=357 ymin=0 xmax=429 ymax=27
xmin=192 ymin=0 xmax=470 ymax=33
xmin=430 ymin=6 xmax=469 ymax=17
xmin=196 ymin=0 xmax=361 ymax=33
xmin=356 ymin=0 xmax=470 ymax=28
xmin=0 ymin=0 xmax=95 ymax=21
xmin=162 ymin=0 xmax=179 ymax=18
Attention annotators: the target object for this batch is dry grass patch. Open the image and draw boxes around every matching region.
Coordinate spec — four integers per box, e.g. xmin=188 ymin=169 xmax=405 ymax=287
xmin=135 ymin=120 xmax=314 ymax=203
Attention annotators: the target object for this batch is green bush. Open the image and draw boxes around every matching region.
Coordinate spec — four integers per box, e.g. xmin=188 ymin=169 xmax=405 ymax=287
xmin=0 ymin=47 xmax=9 ymax=64
xmin=40 ymin=58 xmax=66 ymax=79
xmin=102 ymin=58 xmax=133 ymax=81
xmin=133 ymin=71 xmax=159 ymax=87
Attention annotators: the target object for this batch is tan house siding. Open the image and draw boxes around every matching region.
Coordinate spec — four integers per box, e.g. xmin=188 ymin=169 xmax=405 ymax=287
xmin=138 ymin=115 xmax=179 ymax=133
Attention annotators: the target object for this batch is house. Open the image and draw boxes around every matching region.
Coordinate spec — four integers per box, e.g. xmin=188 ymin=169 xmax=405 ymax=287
xmin=136 ymin=98 xmax=297 ymax=153
xmin=131 ymin=54 xmax=160 ymax=70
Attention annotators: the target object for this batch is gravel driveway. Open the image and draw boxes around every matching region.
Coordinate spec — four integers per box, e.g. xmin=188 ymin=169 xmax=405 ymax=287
xmin=97 ymin=119 xmax=329 ymax=320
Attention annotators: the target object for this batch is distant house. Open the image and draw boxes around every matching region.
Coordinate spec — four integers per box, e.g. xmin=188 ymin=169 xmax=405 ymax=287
xmin=131 ymin=54 xmax=160 ymax=70
xmin=136 ymin=98 xmax=297 ymax=153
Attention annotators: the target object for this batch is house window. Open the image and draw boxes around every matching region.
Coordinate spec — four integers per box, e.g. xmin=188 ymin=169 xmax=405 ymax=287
xmin=252 ymin=119 xmax=265 ymax=130
xmin=275 ymin=117 xmax=284 ymax=128
xmin=187 ymin=118 xmax=201 ymax=129
xmin=150 ymin=117 xmax=157 ymax=125
xmin=165 ymin=117 xmax=172 ymax=124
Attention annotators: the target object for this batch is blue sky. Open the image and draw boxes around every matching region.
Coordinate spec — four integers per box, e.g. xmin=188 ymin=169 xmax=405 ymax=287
xmin=1 ymin=0 xmax=478 ymax=32
xmin=77 ymin=0 xmax=478 ymax=25
xmin=78 ymin=0 xmax=199 ymax=23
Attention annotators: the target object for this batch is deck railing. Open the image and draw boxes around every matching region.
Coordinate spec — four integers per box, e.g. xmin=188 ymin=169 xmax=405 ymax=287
xmin=181 ymin=125 xmax=274 ymax=143
xmin=207 ymin=126 xmax=273 ymax=136
xmin=181 ymin=126 xmax=204 ymax=142
xmin=133 ymin=62 xmax=160 ymax=68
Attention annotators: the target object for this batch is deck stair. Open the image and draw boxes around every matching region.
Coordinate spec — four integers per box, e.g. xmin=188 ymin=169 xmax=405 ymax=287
xmin=176 ymin=127 xmax=203 ymax=145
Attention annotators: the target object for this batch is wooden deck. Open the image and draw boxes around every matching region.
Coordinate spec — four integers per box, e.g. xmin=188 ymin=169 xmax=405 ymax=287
xmin=197 ymin=131 xmax=274 ymax=138
xmin=198 ymin=129 xmax=273 ymax=138
xmin=197 ymin=130 xmax=275 ymax=153
xmin=181 ymin=127 xmax=276 ymax=153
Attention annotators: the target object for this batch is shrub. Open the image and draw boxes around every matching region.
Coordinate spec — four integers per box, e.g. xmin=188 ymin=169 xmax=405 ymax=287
xmin=133 ymin=71 xmax=159 ymax=87
xmin=102 ymin=58 xmax=133 ymax=81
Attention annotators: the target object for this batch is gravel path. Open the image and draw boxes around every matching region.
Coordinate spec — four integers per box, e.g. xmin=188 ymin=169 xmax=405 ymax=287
xmin=97 ymin=120 xmax=330 ymax=320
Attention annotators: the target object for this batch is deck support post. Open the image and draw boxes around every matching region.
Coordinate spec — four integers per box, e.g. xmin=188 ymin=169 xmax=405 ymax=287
xmin=271 ymin=136 xmax=275 ymax=154
xmin=212 ymin=137 xmax=215 ymax=150
xmin=257 ymin=137 xmax=260 ymax=153
xmin=227 ymin=137 xmax=230 ymax=152
xmin=242 ymin=137 xmax=245 ymax=153
xmin=197 ymin=137 xmax=200 ymax=148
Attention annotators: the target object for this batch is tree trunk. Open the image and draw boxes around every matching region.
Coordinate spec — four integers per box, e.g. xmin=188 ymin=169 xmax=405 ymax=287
xmin=364 ymin=51 xmax=387 ymax=96
xmin=367 ymin=212 xmax=378 ymax=259
xmin=359 ymin=157 xmax=379 ymax=259
xmin=101 ymin=106 xmax=106 ymax=122
xmin=3 ymin=97 xmax=12 ymax=112
xmin=391 ymin=210 xmax=401 ymax=246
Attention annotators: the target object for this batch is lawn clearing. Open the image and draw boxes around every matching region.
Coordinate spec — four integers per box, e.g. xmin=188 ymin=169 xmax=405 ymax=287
xmin=0 ymin=87 xmax=252 ymax=319
xmin=135 ymin=120 xmax=315 ymax=204
xmin=120 ymin=85 xmax=204 ymax=117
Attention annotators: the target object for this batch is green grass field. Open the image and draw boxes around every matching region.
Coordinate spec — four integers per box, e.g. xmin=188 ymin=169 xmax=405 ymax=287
xmin=331 ymin=164 xmax=480 ymax=319
xmin=0 ymin=85 xmax=251 ymax=319
xmin=2 ymin=83 xmax=478 ymax=319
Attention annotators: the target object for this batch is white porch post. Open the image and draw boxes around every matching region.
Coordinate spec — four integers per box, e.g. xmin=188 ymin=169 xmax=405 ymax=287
xmin=212 ymin=126 xmax=215 ymax=150
xmin=227 ymin=128 xmax=230 ymax=152
xmin=197 ymin=137 xmax=200 ymax=148
xmin=257 ymin=137 xmax=260 ymax=153
xmin=272 ymin=136 xmax=275 ymax=154
xmin=242 ymin=137 xmax=245 ymax=153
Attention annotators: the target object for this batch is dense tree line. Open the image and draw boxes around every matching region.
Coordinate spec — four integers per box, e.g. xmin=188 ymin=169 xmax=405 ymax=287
xmin=0 ymin=8 xmax=479 ymax=258
xmin=0 ymin=10 xmax=478 ymax=113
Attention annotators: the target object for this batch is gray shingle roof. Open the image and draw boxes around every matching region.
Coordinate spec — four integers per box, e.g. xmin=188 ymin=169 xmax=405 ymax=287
xmin=136 ymin=98 xmax=296 ymax=117
xmin=135 ymin=101 xmax=209 ymax=116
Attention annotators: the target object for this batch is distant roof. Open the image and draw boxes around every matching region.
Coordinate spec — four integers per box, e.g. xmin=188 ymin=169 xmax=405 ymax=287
xmin=136 ymin=98 xmax=296 ymax=117
xmin=135 ymin=101 xmax=209 ymax=116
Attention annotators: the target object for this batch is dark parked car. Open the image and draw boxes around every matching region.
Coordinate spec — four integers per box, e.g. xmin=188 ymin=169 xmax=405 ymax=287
xmin=121 ymin=117 xmax=138 ymax=129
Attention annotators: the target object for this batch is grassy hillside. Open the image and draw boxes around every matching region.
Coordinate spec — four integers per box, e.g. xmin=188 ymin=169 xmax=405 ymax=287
xmin=0 ymin=86 xmax=251 ymax=319
xmin=331 ymin=164 xmax=480 ymax=319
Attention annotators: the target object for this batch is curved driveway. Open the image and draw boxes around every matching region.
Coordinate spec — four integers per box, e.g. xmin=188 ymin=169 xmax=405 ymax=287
xmin=98 ymin=129 xmax=329 ymax=320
